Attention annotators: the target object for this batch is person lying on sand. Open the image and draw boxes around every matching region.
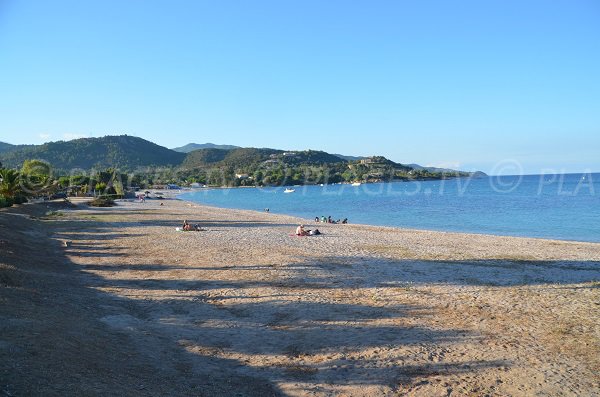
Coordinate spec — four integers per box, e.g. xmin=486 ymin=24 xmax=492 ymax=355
xmin=181 ymin=220 xmax=205 ymax=231
xmin=294 ymin=225 xmax=322 ymax=236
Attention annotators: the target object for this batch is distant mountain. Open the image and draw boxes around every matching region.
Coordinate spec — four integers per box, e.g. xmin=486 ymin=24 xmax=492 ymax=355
xmin=182 ymin=148 xmax=343 ymax=169
xmin=181 ymin=148 xmax=232 ymax=167
xmin=0 ymin=142 xmax=16 ymax=153
xmin=0 ymin=135 xmax=484 ymax=177
xmin=0 ymin=135 xmax=185 ymax=171
xmin=334 ymin=157 xmax=473 ymax=174
xmin=407 ymin=163 xmax=487 ymax=176
xmin=172 ymin=143 xmax=240 ymax=153
xmin=333 ymin=153 xmax=366 ymax=161
xmin=408 ymin=163 xmax=461 ymax=173
xmin=281 ymin=150 xmax=346 ymax=165
xmin=363 ymin=156 xmax=413 ymax=172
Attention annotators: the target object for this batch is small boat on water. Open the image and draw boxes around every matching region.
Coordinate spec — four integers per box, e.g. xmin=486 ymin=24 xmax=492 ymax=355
xmin=284 ymin=188 xmax=295 ymax=193
xmin=351 ymin=182 xmax=361 ymax=186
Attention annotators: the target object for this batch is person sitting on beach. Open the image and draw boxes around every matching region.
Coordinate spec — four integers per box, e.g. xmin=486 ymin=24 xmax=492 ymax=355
xmin=295 ymin=224 xmax=309 ymax=236
xmin=321 ymin=216 xmax=327 ymax=223
xmin=315 ymin=216 xmax=320 ymax=223
xmin=342 ymin=218 xmax=348 ymax=224
xmin=181 ymin=220 xmax=205 ymax=231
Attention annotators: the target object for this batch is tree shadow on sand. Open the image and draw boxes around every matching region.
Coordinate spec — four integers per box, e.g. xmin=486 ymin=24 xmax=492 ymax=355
xmin=1 ymin=205 xmax=284 ymax=396
xmin=302 ymin=255 xmax=600 ymax=287
xmin=3 ymin=202 xmax=597 ymax=396
xmin=88 ymin=270 xmax=507 ymax=394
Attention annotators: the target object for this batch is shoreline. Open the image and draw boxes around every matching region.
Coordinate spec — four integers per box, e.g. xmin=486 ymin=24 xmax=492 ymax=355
xmin=166 ymin=193 xmax=600 ymax=245
xmin=122 ymin=197 xmax=600 ymax=261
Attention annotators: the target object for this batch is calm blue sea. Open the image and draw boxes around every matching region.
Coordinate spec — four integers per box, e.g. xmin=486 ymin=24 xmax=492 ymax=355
xmin=178 ymin=173 xmax=600 ymax=242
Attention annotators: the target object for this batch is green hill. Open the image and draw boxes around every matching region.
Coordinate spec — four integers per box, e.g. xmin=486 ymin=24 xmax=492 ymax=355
xmin=182 ymin=148 xmax=282 ymax=169
xmin=172 ymin=143 xmax=240 ymax=153
xmin=181 ymin=148 xmax=231 ymax=167
xmin=181 ymin=148 xmax=345 ymax=170
xmin=0 ymin=135 xmax=484 ymax=183
xmin=279 ymin=150 xmax=347 ymax=165
xmin=333 ymin=153 xmax=366 ymax=161
xmin=0 ymin=142 xmax=17 ymax=153
xmin=0 ymin=135 xmax=185 ymax=171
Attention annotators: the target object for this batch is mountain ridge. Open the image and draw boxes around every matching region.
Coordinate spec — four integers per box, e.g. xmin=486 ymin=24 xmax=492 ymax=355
xmin=171 ymin=143 xmax=240 ymax=153
xmin=0 ymin=135 xmax=483 ymax=176
xmin=0 ymin=135 xmax=185 ymax=171
xmin=0 ymin=142 xmax=15 ymax=153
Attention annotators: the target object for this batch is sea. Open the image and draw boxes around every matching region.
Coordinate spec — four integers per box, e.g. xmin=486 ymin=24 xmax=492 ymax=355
xmin=178 ymin=173 xmax=600 ymax=243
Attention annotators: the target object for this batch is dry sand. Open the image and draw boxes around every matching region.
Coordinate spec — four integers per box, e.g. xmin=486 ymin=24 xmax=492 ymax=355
xmin=1 ymin=198 xmax=599 ymax=396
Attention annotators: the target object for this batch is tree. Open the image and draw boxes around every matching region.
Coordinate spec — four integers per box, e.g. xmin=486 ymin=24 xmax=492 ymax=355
xmin=95 ymin=182 xmax=107 ymax=193
xmin=58 ymin=176 xmax=70 ymax=188
xmin=21 ymin=159 xmax=51 ymax=177
xmin=0 ymin=169 xmax=23 ymax=202
xmin=20 ymin=159 xmax=52 ymax=196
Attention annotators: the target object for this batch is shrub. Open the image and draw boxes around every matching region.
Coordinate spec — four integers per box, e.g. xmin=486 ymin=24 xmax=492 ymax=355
xmin=13 ymin=195 xmax=27 ymax=205
xmin=0 ymin=195 xmax=14 ymax=208
xmin=88 ymin=197 xmax=115 ymax=207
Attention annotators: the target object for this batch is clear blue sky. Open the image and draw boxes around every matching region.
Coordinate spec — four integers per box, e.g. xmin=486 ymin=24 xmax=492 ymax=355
xmin=1 ymin=0 xmax=599 ymax=174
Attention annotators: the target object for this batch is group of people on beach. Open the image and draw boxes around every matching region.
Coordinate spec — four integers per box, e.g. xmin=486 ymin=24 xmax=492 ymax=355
xmin=295 ymin=215 xmax=349 ymax=236
xmin=179 ymin=212 xmax=345 ymax=236
xmin=315 ymin=215 xmax=348 ymax=224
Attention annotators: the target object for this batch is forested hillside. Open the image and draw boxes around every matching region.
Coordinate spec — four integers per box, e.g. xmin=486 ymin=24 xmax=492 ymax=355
xmin=0 ymin=135 xmax=482 ymax=189
xmin=172 ymin=143 xmax=240 ymax=152
xmin=0 ymin=135 xmax=186 ymax=171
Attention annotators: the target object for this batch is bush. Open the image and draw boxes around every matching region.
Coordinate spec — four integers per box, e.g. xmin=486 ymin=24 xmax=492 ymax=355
xmin=13 ymin=195 xmax=27 ymax=205
xmin=0 ymin=195 xmax=14 ymax=208
xmin=88 ymin=197 xmax=115 ymax=207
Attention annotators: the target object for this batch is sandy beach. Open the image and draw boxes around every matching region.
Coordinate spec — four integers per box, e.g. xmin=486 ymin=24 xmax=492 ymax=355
xmin=1 ymin=198 xmax=599 ymax=396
